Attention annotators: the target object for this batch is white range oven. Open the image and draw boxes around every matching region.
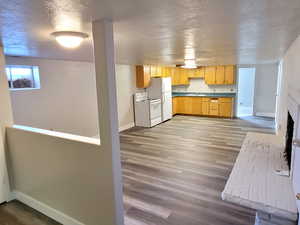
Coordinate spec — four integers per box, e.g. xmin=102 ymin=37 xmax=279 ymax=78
xmin=149 ymin=99 xmax=162 ymax=127
xmin=134 ymin=92 xmax=162 ymax=127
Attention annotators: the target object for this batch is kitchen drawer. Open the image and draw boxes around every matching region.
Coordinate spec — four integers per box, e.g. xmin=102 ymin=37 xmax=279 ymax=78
xmin=202 ymin=97 xmax=210 ymax=102
xmin=219 ymin=97 xmax=233 ymax=103
xmin=210 ymin=102 xmax=219 ymax=109
xmin=209 ymin=101 xmax=219 ymax=116
xmin=209 ymin=108 xmax=219 ymax=116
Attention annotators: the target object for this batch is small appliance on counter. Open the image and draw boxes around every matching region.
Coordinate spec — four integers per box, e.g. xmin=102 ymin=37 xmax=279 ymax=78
xmin=134 ymin=92 xmax=162 ymax=127
xmin=147 ymin=77 xmax=172 ymax=122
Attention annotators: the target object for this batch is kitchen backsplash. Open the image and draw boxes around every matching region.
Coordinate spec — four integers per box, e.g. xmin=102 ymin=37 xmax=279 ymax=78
xmin=172 ymin=78 xmax=236 ymax=93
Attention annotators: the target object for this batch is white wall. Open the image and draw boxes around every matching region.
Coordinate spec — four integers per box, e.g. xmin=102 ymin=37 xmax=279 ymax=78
xmin=0 ymin=46 xmax=14 ymax=203
xmin=277 ymin=35 xmax=300 ymax=136
xmin=7 ymin=127 xmax=111 ymax=225
xmin=276 ymin=34 xmax=300 ymax=225
xmin=115 ymin=65 xmax=136 ymax=130
xmin=6 ymin=56 xmax=136 ymax=137
xmin=253 ymin=64 xmax=278 ymax=117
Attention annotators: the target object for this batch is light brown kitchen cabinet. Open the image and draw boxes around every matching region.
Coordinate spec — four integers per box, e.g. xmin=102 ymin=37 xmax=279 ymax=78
xmin=173 ymin=96 xmax=234 ymax=118
xmin=172 ymin=97 xmax=178 ymax=115
xmin=209 ymin=98 xmax=220 ymax=116
xmin=201 ymin=98 xmax=210 ymax=115
xmin=191 ymin=97 xmax=202 ymax=115
xmin=184 ymin=97 xmax=193 ymax=114
xmin=176 ymin=97 xmax=188 ymax=114
xmin=215 ymin=66 xmax=225 ymax=85
xmin=219 ymin=102 xmax=233 ymax=117
xmin=156 ymin=66 xmax=162 ymax=77
xmin=150 ymin=65 xmax=157 ymax=77
xmin=137 ymin=64 xmax=236 ymax=87
xmin=136 ymin=65 xmax=151 ymax=88
xmin=186 ymin=69 xmax=195 ymax=78
xmin=171 ymin=68 xmax=180 ymax=85
xmin=162 ymin=67 xmax=172 ymax=77
xmin=180 ymin=69 xmax=189 ymax=85
xmin=205 ymin=66 xmax=216 ymax=85
xmin=219 ymin=97 xmax=234 ymax=117
xmin=194 ymin=67 xmax=205 ymax=78
xmin=171 ymin=68 xmax=189 ymax=86
xmin=204 ymin=65 xmax=236 ymax=85
xmin=224 ymin=65 xmax=235 ymax=84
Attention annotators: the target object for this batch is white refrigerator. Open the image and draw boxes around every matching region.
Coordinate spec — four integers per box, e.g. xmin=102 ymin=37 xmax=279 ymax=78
xmin=147 ymin=77 xmax=172 ymax=121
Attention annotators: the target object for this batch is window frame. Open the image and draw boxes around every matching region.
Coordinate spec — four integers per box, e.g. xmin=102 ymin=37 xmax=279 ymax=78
xmin=6 ymin=65 xmax=41 ymax=91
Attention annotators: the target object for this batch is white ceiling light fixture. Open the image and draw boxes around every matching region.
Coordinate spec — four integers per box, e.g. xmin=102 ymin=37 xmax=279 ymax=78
xmin=51 ymin=31 xmax=89 ymax=49
xmin=181 ymin=59 xmax=197 ymax=69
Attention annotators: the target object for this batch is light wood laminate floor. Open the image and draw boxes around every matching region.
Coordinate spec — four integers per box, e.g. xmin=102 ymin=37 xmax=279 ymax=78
xmin=121 ymin=116 xmax=274 ymax=225
xmin=0 ymin=116 xmax=274 ymax=225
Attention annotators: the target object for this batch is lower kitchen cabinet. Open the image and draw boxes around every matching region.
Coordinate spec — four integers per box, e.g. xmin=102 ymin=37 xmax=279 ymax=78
xmin=172 ymin=96 xmax=234 ymax=118
xmin=172 ymin=97 xmax=177 ymax=115
xmin=219 ymin=102 xmax=233 ymax=117
xmin=191 ymin=97 xmax=202 ymax=115
xmin=201 ymin=98 xmax=210 ymax=115
xmin=209 ymin=99 xmax=219 ymax=116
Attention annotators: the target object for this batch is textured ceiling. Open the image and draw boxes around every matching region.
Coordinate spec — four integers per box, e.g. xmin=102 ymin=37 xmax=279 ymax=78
xmin=1 ymin=0 xmax=300 ymax=65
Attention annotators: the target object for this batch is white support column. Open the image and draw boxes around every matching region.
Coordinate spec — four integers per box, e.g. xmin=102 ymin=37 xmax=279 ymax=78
xmin=0 ymin=45 xmax=14 ymax=203
xmin=92 ymin=20 xmax=124 ymax=225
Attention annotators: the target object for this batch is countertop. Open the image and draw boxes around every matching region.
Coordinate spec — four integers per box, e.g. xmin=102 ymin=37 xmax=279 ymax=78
xmin=172 ymin=92 xmax=236 ymax=97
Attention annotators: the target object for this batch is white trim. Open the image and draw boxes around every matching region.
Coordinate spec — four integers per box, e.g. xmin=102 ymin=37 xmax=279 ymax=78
xmin=255 ymin=112 xmax=275 ymax=118
xmin=10 ymin=191 xmax=84 ymax=225
xmin=12 ymin=125 xmax=100 ymax=146
xmin=119 ymin=122 xmax=135 ymax=132
xmin=10 ymin=87 xmax=40 ymax=91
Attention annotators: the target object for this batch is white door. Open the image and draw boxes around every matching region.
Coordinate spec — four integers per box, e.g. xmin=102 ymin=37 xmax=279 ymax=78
xmin=162 ymin=91 xmax=172 ymax=121
xmin=237 ymin=67 xmax=256 ymax=117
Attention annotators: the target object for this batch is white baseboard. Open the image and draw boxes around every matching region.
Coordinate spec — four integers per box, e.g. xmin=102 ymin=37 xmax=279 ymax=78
xmin=10 ymin=191 xmax=84 ymax=225
xmin=119 ymin=122 xmax=135 ymax=132
xmin=255 ymin=112 xmax=275 ymax=118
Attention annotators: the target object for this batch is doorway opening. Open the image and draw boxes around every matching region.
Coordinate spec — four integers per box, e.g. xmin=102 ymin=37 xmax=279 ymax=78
xmin=237 ymin=67 xmax=256 ymax=117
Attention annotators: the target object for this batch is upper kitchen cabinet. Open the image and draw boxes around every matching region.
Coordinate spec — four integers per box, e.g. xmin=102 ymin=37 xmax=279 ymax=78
xmin=204 ymin=66 xmax=216 ymax=85
xmin=156 ymin=66 xmax=162 ymax=77
xmin=194 ymin=67 xmax=205 ymax=78
xmin=171 ymin=68 xmax=189 ymax=86
xmin=215 ymin=66 xmax=225 ymax=84
xmin=136 ymin=65 xmax=151 ymax=88
xmin=136 ymin=64 xmax=236 ymax=88
xmin=150 ymin=65 xmax=156 ymax=77
xmin=150 ymin=65 xmax=161 ymax=77
xmin=224 ymin=65 xmax=236 ymax=84
xmin=187 ymin=67 xmax=204 ymax=78
xmin=179 ymin=68 xmax=189 ymax=85
xmin=204 ymin=65 xmax=236 ymax=85
xmin=162 ymin=67 xmax=172 ymax=77
xmin=150 ymin=65 xmax=172 ymax=78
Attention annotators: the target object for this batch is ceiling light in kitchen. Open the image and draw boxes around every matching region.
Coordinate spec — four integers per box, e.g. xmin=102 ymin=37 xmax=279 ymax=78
xmin=181 ymin=59 xmax=197 ymax=69
xmin=51 ymin=31 xmax=88 ymax=48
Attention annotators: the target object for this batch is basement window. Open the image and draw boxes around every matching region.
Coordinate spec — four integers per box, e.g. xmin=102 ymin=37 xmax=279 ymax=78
xmin=6 ymin=65 xmax=40 ymax=90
